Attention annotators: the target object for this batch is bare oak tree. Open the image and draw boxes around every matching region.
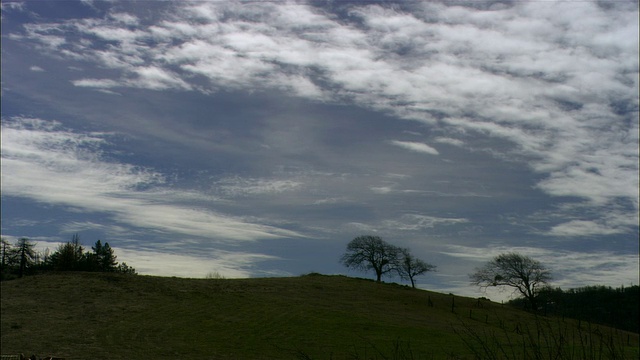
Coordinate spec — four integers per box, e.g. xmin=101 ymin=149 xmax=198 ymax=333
xmin=397 ymin=248 xmax=436 ymax=289
xmin=470 ymin=252 xmax=551 ymax=310
xmin=341 ymin=235 xmax=399 ymax=283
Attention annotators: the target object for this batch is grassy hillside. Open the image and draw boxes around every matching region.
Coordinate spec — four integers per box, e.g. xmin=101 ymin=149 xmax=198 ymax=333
xmin=1 ymin=272 xmax=638 ymax=359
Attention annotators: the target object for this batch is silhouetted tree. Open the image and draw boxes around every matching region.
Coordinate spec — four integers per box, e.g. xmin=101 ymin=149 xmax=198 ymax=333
xmin=117 ymin=262 xmax=137 ymax=275
xmin=341 ymin=235 xmax=400 ymax=283
xmin=1 ymin=238 xmax=18 ymax=280
xmin=470 ymin=252 xmax=551 ymax=311
xmin=15 ymin=237 xmax=37 ymax=278
xmin=89 ymin=240 xmax=118 ymax=272
xmin=1 ymin=238 xmax=11 ymax=276
xmin=1 ymin=233 xmax=136 ymax=278
xmin=41 ymin=248 xmax=51 ymax=267
xmin=49 ymin=233 xmax=86 ymax=271
xmin=397 ymin=248 xmax=436 ymax=289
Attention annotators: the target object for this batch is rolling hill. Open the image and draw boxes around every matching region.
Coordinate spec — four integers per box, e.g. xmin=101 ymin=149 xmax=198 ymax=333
xmin=1 ymin=272 xmax=638 ymax=359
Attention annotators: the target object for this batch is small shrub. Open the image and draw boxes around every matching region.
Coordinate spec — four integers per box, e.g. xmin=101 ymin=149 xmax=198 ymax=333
xmin=205 ymin=271 xmax=225 ymax=279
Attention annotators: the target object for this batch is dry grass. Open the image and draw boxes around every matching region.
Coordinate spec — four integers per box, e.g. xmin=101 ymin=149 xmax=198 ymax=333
xmin=1 ymin=272 xmax=638 ymax=359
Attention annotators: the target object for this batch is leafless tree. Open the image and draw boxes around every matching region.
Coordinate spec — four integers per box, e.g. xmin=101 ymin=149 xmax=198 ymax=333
xmin=470 ymin=252 xmax=551 ymax=310
xmin=341 ymin=235 xmax=399 ymax=283
xmin=397 ymin=248 xmax=436 ymax=289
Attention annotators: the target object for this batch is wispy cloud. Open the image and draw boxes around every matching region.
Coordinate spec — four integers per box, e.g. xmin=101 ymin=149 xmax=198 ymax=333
xmin=434 ymin=137 xmax=464 ymax=147
xmin=112 ymin=246 xmax=282 ymax=278
xmin=72 ymin=78 xmax=120 ymax=88
xmin=1 ymin=117 xmax=303 ymax=243
xmin=547 ymin=218 xmax=632 ymax=237
xmin=390 ymin=140 xmax=439 ymax=155
xmin=1 ymin=1 xmax=26 ymax=18
xmin=343 ymin=214 xmax=468 ymax=236
xmin=58 ymin=221 xmax=133 ymax=237
xmin=382 ymin=214 xmax=468 ymax=231
xmin=215 ymin=176 xmax=302 ymax=197
xmin=2 ymin=0 xmax=637 ymax=289
xmin=13 ymin=2 xmax=636 ymax=235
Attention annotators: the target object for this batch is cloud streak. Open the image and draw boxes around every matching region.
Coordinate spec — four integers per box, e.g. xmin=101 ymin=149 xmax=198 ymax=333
xmin=1 ymin=117 xmax=303 ymax=242
xmin=390 ymin=140 xmax=439 ymax=155
xmin=14 ymin=1 xmax=636 ymax=232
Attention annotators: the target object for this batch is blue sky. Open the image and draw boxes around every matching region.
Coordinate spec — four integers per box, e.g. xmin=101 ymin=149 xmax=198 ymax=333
xmin=1 ymin=0 xmax=638 ymax=301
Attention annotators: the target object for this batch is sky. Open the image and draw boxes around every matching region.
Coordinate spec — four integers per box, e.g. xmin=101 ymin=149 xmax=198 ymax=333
xmin=1 ymin=0 xmax=638 ymax=301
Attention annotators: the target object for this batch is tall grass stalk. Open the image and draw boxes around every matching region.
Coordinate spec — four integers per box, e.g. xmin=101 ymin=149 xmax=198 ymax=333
xmin=455 ymin=314 xmax=634 ymax=360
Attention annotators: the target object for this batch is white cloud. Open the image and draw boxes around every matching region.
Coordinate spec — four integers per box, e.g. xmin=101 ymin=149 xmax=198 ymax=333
xmin=11 ymin=3 xmax=639 ymax=204
xmin=0 ymin=117 xmax=304 ymax=243
xmin=59 ymin=221 xmax=132 ymax=237
xmin=1 ymin=2 xmax=26 ymax=12
xmin=109 ymin=12 xmax=140 ymax=26
xmin=434 ymin=137 xmax=464 ymax=147
xmin=370 ymin=186 xmax=393 ymax=195
xmin=114 ymin=246 xmax=281 ymax=278
xmin=128 ymin=66 xmax=192 ymax=90
xmin=548 ymin=220 xmax=625 ymax=237
xmin=16 ymin=2 xmax=629 ymax=220
xmin=382 ymin=214 xmax=468 ymax=231
xmin=312 ymin=197 xmax=349 ymax=205
xmin=72 ymin=78 xmax=120 ymax=88
xmin=215 ymin=176 xmax=302 ymax=197
xmin=29 ymin=66 xmax=44 ymax=72
xmin=343 ymin=222 xmax=377 ymax=233
xmin=390 ymin=140 xmax=439 ymax=155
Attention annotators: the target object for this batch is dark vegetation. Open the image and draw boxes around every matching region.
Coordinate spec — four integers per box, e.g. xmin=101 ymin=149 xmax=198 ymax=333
xmin=508 ymin=285 xmax=640 ymax=333
xmin=469 ymin=251 xmax=638 ymax=334
xmin=1 ymin=235 xmax=135 ymax=281
xmin=1 ymin=273 xmax=638 ymax=359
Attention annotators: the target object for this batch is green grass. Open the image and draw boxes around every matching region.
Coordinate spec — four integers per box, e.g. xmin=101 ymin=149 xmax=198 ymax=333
xmin=1 ymin=272 xmax=638 ymax=359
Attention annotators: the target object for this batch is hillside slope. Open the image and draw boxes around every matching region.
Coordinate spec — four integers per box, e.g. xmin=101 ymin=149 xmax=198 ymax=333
xmin=1 ymin=273 xmax=638 ymax=359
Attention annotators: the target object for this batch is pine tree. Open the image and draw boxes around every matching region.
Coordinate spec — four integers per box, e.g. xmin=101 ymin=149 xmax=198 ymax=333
xmin=92 ymin=240 xmax=118 ymax=272
xmin=15 ymin=238 xmax=37 ymax=278
xmin=1 ymin=238 xmax=11 ymax=277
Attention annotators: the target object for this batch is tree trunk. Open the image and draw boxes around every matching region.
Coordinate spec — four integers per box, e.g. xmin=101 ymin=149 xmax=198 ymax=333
xmin=19 ymin=246 xmax=26 ymax=278
xmin=528 ymin=294 xmax=538 ymax=311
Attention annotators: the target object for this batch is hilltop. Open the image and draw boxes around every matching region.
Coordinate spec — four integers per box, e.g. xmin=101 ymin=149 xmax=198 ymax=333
xmin=1 ymin=272 xmax=638 ymax=359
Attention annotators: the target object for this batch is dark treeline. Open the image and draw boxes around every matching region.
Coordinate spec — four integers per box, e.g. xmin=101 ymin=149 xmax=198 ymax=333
xmin=509 ymin=285 xmax=639 ymax=333
xmin=1 ymin=234 xmax=136 ymax=281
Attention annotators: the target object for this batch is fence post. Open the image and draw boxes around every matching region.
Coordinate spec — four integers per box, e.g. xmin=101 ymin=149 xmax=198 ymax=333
xmin=451 ymin=295 xmax=455 ymax=313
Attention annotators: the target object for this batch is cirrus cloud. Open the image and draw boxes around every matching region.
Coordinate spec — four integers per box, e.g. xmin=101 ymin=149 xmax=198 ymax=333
xmin=0 ymin=117 xmax=303 ymax=243
xmin=1 ymin=0 xmax=637 ymax=294
xmin=390 ymin=140 xmax=439 ymax=155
